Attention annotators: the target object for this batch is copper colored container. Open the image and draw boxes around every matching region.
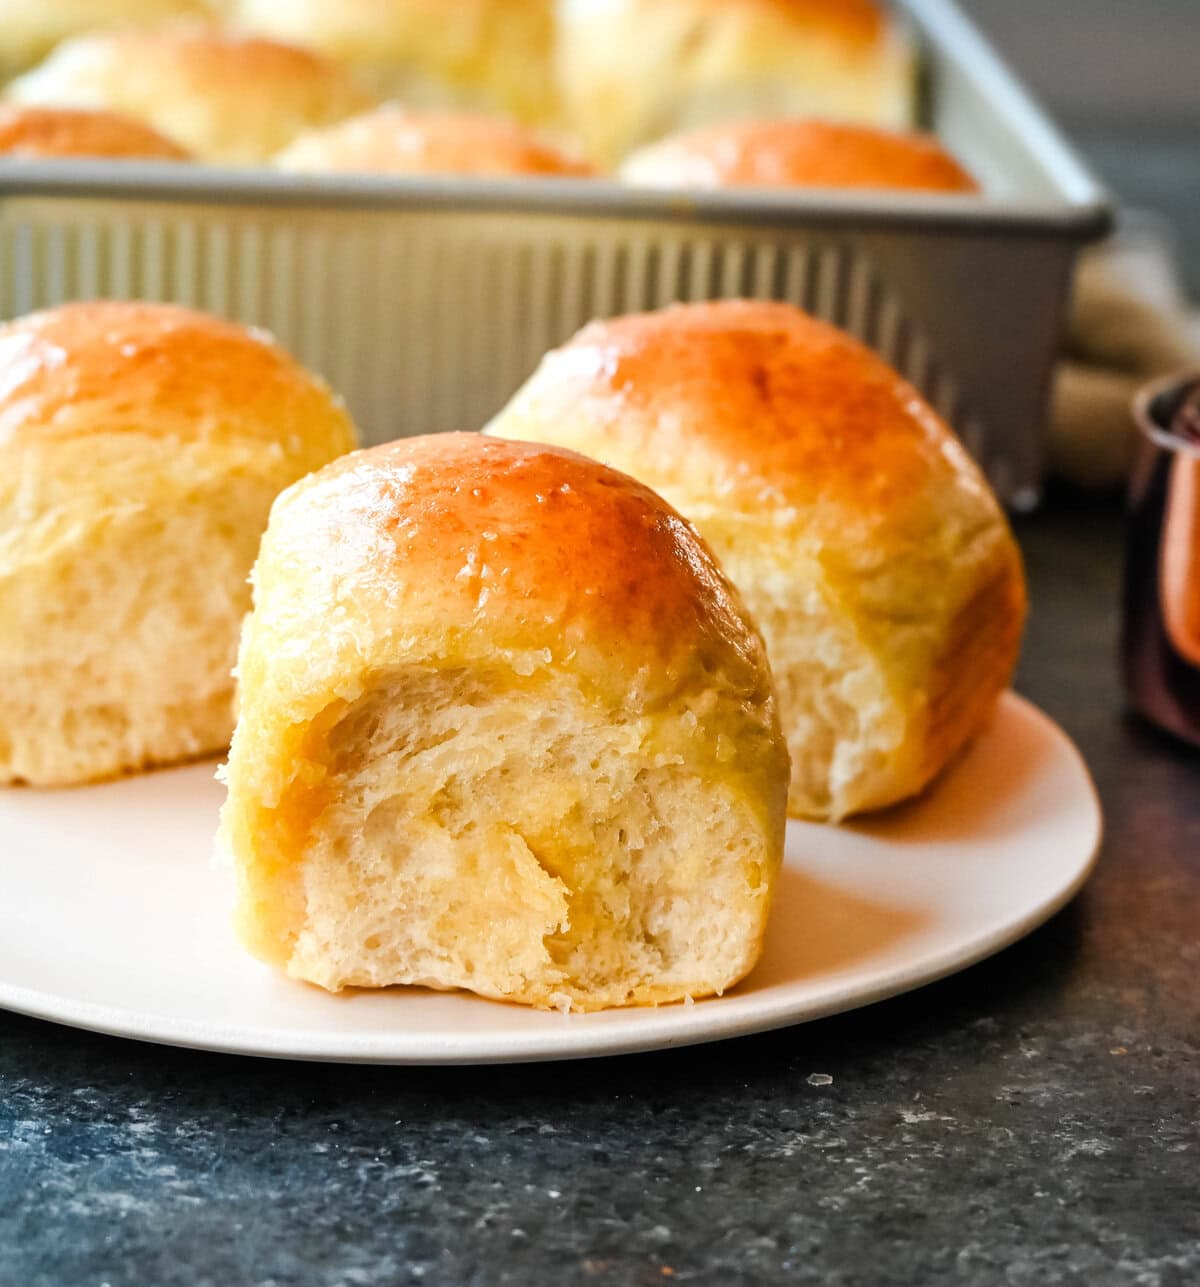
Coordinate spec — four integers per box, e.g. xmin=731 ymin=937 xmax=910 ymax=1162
xmin=1123 ymin=373 xmax=1200 ymax=747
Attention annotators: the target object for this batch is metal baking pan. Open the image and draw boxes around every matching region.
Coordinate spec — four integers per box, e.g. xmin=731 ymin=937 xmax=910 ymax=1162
xmin=0 ymin=0 xmax=1110 ymax=507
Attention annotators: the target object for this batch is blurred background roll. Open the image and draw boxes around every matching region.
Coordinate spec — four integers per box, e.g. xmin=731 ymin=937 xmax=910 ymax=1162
xmin=620 ymin=118 xmax=978 ymax=193
xmin=0 ymin=103 xmax=191 ymax=160
xmin=0 ymin=0 xmax=212 ymax=83
xmin=7 ymin=26 xmax=371 ymax=164
xmin=274 ymin=107 xmax=593 ymax=177
xmin=555 ymin=0 xmax=915 ymax=167
xmin=232 ymin=0 xmax=558 ymax=128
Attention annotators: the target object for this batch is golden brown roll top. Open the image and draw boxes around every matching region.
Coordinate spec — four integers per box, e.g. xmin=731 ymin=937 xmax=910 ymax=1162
xmin=0 ymin=299 xmax=353 ymax=458
xmin=486 ymin=300 xmax=1026 ymax=819
xmin=7 ymin=26 xmax=371 ymax=164
xmin=274 ymin=107 xmax=593 ymax=177
xmin=239 ymin=433 xmax=771 ymax=706
xmin=0 ymin=103 xmax=191 ymax=160
xmin=489 ymin=301 xmax=1003 ymax=555
xmin=0 ymin=299 xmax=358 ymax=786
xmin=223 ymin=433 xmax=788 ymax=1008
xmin=232 ymin=0 xmax=557 ymax=126
xmin=621 ymin=118 xmax=979 ymax=192
xmin=555 ymin=0 xmax=916 ymax=166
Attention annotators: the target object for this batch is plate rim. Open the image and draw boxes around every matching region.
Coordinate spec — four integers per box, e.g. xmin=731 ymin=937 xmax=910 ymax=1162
xmin=0 ymin=692 xmax=1102 ymax=1064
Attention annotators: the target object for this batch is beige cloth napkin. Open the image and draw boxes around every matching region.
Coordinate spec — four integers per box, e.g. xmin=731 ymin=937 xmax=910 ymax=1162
xmin=1050 ymin=212 xmax=1200 ymax=488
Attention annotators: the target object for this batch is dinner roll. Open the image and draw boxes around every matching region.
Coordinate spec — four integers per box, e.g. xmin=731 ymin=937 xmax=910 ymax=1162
xmin=486 ymin=301 xmax=1026 ymax=821
xmin=556 ymin=0 xmax=915 ymax=167
xmin=274 ymin=107 xmax=593 ymax=177
xmin=0 ymin=0 xmax=209 ymax=82
xmin=0 ymin=300 xmax=357 ymax=787
xmin=7 ymin=27 xmax=371 ymax=164
xmin=232 ymin=0 xmax=557 ymax=126
xmin=0 ymin=104 xmax=191 ymax=159
xmin=621 ymin=118 xmax=979 ymax=192
xmin=219 ymin=433 xmax=788 ymax=1010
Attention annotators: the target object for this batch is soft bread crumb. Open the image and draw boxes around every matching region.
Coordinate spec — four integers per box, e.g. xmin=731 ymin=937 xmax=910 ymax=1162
xmin=282 ymin=666 xmax=778 ymax=1010
xmin=0 ymin=473 xmax=276 ymax=785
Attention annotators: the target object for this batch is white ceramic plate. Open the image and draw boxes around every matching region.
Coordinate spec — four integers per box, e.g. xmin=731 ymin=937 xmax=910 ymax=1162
xmin=0 ymin=693 xmax=1100 ymax=1064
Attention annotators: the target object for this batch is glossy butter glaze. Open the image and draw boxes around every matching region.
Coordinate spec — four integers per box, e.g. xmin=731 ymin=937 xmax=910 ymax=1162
xmin=0 ymin=300 xmax=356 ymax=455
xmin=489 ymin=300 xmax=999 ymax=552
xmin=256 ymin=432 xmax=768 ymax=684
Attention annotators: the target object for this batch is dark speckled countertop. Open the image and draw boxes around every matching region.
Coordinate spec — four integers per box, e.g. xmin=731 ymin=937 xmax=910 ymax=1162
xmin=4 ymin=145 xmax=1200 ymax=1284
